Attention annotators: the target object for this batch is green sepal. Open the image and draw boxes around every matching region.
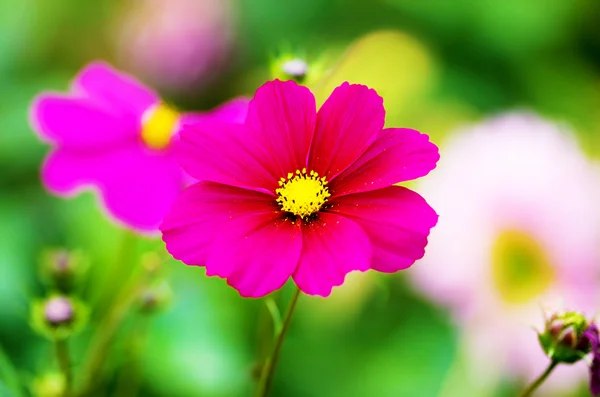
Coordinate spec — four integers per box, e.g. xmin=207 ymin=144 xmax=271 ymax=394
xmin=30 ymin=295 xmax=89 ymax=341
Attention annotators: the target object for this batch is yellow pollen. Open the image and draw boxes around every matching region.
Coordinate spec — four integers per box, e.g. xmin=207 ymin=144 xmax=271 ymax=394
xmin=141 ymin=103 xmax=180 ymax=150
xmin=276 ymin=169 xmax=330 ymax=219
xmin=491 ymin=229 xmax=554 ymax=305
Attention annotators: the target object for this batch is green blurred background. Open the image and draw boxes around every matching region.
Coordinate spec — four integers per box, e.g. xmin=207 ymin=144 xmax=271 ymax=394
xmin=1 ymin=0 xmax=600 ymax=396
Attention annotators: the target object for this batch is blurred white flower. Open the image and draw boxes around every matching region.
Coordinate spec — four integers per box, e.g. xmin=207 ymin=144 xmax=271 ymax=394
xmin=115 ymin=0 xmax=237 ymax=93
xmin=410 ymin=112 xmax=600 ymax=395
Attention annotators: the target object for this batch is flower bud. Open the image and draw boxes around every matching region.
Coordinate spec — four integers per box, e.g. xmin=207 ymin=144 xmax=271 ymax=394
xmin=31 ymin=295 xmax=89 ymax=340
xmin=138 ymin=281 xmax=172 ymax=314
xmin=281 ymin=59 xmax=309 ymax=81
xmin=269 ymin=50 xmax=326 ymax=85
xmin=44 ymin=297 xmax=73 ymax=326
xmin=39 ymin=249 xmax=87 ymax=293
xmin=141 ymin=252 xmax=162 ymax=274
xmin=53 ymin=251 xmax=70 ymax=272
xmin=538 ymin=310 xmax=591 ymax=363
xmin=31 ymin=373 xmax=65 ymax=397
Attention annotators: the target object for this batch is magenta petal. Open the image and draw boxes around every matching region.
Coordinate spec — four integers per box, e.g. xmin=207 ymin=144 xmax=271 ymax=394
xmin=328 ymin=186 xmax=437 ymax=273
xmin=178 ymin=122 xmax=280 ymax=193
xmin=180 ymin=97 xmax=250 ymax=126
xmin=160 ymin=182 xmax=275 ymax=266
xmin=331 ymin=128 xmax=440 ymax=196
xmin=583 ymin=324 xmax=600 ymax=396
xmin=206 ymin=214 xmax=302 ymax=298
xmin=73 ymin=61 xmax=159 ymax=117
xmin=309 ymin=83 xmax=385 ymax=180
xmin=43 ymin=144 xmax=183 ymax=232
xmin=246 ymin=80 xmax=316 ymax=177
xmin=161 ymin=182 xmax=277 ymax=266
xmin=292 ymin=213 xmax=371 ymax=297
xmin=32 ymin=95 xmax=138 ymax=148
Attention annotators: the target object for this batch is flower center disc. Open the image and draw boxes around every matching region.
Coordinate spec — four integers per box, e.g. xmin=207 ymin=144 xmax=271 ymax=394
xmin=491 ymin=229 xmax=554 ymax=304
xmin=141 ymin=103 xmax=180 ymax=150
xmin=276 ymin=169 xmax=330 ymax=219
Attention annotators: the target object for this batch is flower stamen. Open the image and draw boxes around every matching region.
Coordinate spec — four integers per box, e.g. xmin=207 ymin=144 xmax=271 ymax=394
xmin=276 ymin=169 xmax=330 ymax=219
xmin=141 ymin=103 xmax=180 ymax=150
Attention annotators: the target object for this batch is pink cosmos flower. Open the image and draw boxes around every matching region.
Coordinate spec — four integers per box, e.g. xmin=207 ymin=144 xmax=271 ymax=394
xmin=161 ymin=79 xmax=439 ymax=297
xmin=410 ymin=113 xmax=600 ymax=395
xmin=31 ymin=62 xmax=249 ymax=233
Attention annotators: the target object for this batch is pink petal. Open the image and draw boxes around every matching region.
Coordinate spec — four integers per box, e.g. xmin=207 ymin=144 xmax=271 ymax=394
xmin=331 ymin=128 xmax=439 ymax=196
xmin=292 ymin=213 xmax=371 ymax=296
xmin=206 ymin=213 xmax=302 ymax=297
xmin=308 ymin=83 xmax=385 ymax=180
xmin=73 ymin=61 xmax=159 ymax=117
xmin=180 ymin=97 xmax=250 ymax=126
xmin=43 ymin=143 xmax=183 ymax=232
xmin=161 ymin=181 xmax=278 ymax=267
xmin=246 ymin=79 xmax=316 ymax=177
xmin=328 ymin=186 xmax=438 ymax=273
xmin=31 ymin=94 xmax=139 ymax=148
xmin=178 ymin=122 xmax=280 ymax=193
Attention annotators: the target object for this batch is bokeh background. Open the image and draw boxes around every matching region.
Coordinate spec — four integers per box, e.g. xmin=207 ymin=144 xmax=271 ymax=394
xmin=2 ymin=0 xmax=600 ymax=396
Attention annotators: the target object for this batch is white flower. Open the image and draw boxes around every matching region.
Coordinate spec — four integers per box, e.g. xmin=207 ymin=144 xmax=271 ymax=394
xmin=410 ymin=112 xmax=600 ymax=394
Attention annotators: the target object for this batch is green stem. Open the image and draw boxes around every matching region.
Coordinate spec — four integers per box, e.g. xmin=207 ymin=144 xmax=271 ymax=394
xmin=265 ymin=298 xmax=282 ymax=335
xmin=93 ymin=231 xmax=137 ymax=315
xmin=255 ymin=288 xmax=301 ymax=397
xmin=77 ymin=266 xmax=144 ymax=396
xmin=520 ymin=360 xmax=559 ymax=397
xmin=114 ymin=316 xmax=149 ymax=397
xmin=55 ymin=339 xmax=72 ymax=397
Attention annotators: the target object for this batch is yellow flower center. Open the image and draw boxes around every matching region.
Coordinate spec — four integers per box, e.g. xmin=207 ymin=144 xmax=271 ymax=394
xmin=276 ymin=169 xmax=330 ymax=219
xmin=491 ymin=229 xmax=554 ymax=305
xmin=141 ymin=103 xmax=180 ymax=150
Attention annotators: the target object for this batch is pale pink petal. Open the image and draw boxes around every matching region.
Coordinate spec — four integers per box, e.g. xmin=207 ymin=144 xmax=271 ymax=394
xmin=161 ymin=181 xmax=277 ymax=267
xmin=31 ymin=94 xmax=139 ymax=148
xmin=331 ymin=128 xmax=439 ymax=196
xmin=73 ymin=61 xmax=159 ymax=117
xmin=292 ymin=213 xmax=371 ymax=296
xmin=180 ymin=97 xmax=250 ymax=126
xmin=246 ymin=79 xmax=316 ymax=177
xmin=178 ymin=122 xmax=279 ymax=193
xmin=206 ymin=214 xmax=302 ymax=297
xmin=328 ymin=186 xmax=437 ymax=272
xmin=309 ymin=83 xmax=385 ymax=180
xmin=43 ymin=143 xmax=183 ymax=232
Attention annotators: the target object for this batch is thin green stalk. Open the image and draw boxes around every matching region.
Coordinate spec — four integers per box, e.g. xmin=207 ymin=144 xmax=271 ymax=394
xmin=93 ymin=231 xmax=138 ymax=315
xmin=520 ymin=360 xmax=559 ymax=397
xmin=77 ymin=266 xmax=144 ymax=396
xmin=114 ymin=316 xmax=149 ymax=397
xmin=55 ymin=339 xmax=72 ymax=397
xmin=265 ymin=298 xmax=282 ymax=335
xmin=255 ymin=288 xmax=301 ymax=397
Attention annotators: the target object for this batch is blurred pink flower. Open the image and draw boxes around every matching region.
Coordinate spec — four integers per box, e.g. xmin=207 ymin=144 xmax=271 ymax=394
xmin=115 ymin=0 xmax=236 ymax=92
xmin=161 ymin=79 xmax=439 ymax=298
xmin=31 ymin=62 xmax=249 ymax=233
xmin=410 ymin=113 xmax=600 ymax=393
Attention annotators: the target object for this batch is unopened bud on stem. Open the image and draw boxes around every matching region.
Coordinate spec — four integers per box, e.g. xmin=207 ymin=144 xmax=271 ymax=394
xmin=539 ymin=311 xmax=590 ymax=363
xmin=31 ymin=295 xmax=88 ymax=340
xmin=39 ymin=249 xmax=87 ymax=293
xmin=44 ymin=297 xmax=74 ymax=326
